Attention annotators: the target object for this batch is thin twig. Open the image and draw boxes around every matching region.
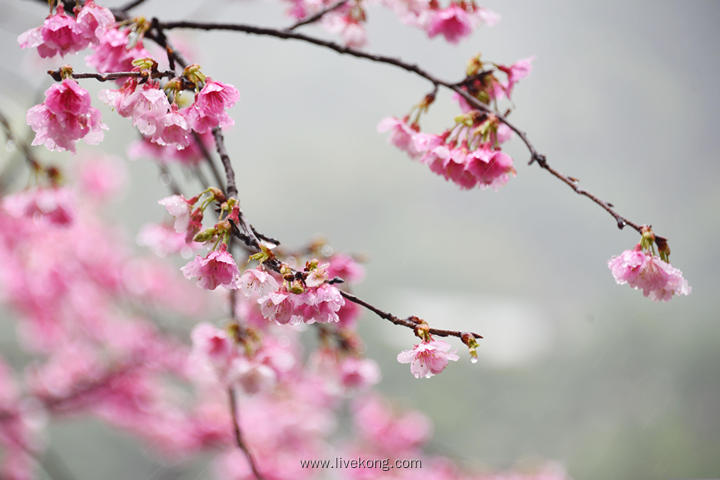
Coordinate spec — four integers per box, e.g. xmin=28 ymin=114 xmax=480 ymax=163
xmin=286 ymin=0 xmax=349 ymax=31
xmin=339 ymin=290 xmax=483 ymax=340
xmin=227 ymin=387 xmax=265 ymax=480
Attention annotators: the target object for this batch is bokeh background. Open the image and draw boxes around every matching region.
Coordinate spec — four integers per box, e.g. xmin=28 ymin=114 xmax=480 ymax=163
xmin=1 ymin=0 xmax=719 ymax=478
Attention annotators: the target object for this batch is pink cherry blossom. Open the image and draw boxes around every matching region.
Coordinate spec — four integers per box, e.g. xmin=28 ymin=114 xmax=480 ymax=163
xmin=608 ymin=246 xmax=691 ymax=301
xmin=377 ymin=116 xmax=422 ymax=158
xmin=181 ymin=244 xmax=242 ymax=290
xmin=186 ymin=78 xmax=240 ymax=133
xmin=18 ymin=4 xmax=88 ymax=58
xmin=353 ymin=395 xmax=432 ymax=452
xmin=259 ymin=284 xmax=345 ymax=325
xmin=157 ymin=104 xmax=192 ymax=149
xmin=190 ymin=322 xmax=234 ymax=366
xmin=137 ymin=223 xmax=199 ymax=257
xmin=498 ymin=56 xmax=535 ymax=98
xmin=2 ymin=187 xmax=75 ymax=227
xmin=327 ymin=253 xmax=365 ymax=283
xmin=259 ymin=290 xmax=294 ymax=325
xmin=86 ymin=27 xmax=150 ymax=73
xmin=27 ymin=79 xmax=106 ymax=153
xmin=78 ymin=155 xmax=126 ymax=200
xmin=339 ymin=357 xmax=381 ymax=389
xmin=465 ymin=148 xmax=516 ymax=189
xmin=131 ymin=85 xmax=172 ymax=139
xmin=238 ymin=267 xmax=280 ymax=298
xmin=158 ymin=194 xmax=192 ymax=233
xmin=76 ymin=0 xmax=115 ymax=44
xmin=426 ymin=4 xmax=474 ymax=44
xmin=323 ymin=13 xmax=367 ymax=48
xmin=397 ymin=339 xmax=459 ymax=378
xmin=228 ymin=358 xmax=277 ymax=394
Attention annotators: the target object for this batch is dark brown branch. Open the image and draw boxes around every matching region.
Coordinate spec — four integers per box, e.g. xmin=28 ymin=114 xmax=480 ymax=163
xmin=339 ymin=290 xmax=483 ymax=340
xmin=46 ymin=68 xmax=175 ymax=83
xmin=192 ymin=131 xmax=226 ymax=192
xmin=157 ymin=19 xmax=650 ymax=236
xmin=227 ymin=387 xmax=265 ymax=480
xmin=286 ymin=0 xmax=349 ymax=31
xmin=211 ymin=127 xmax=238 ymax=198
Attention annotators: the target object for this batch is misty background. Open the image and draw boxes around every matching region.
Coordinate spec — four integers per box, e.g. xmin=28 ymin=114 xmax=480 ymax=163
xmin=1 ymin=0 xmax=719 ymax=478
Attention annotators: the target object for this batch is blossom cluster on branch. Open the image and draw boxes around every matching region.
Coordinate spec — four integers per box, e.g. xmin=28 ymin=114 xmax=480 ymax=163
xmin=0 ymin=0 xmax=693 ymax=477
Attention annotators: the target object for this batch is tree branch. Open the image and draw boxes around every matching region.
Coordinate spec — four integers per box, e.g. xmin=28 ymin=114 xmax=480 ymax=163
xmin=339 ymin=290 xmax=483 ymax=340
xmin=156 ymin=19 xmax=650 ymax=236
xmin=46 ymin=69 xmax=175 ymax=83
xmin=227 ymin=387 xmax=265 ymax=480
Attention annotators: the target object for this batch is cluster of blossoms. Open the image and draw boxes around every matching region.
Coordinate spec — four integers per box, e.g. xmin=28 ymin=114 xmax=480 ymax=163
xmin=19 ymin=0 xmax=149 ymax=71
xmin=19 ymin=1 xmax=239 ymax=157
xmin=286 ymin=0 xmax=498 ymax=47
xmin=608 ymin=228 xmax=690 ymax=301
xmin=18 ymin=1 xmax=114 ymax=58
xmin=26 ymin=77 xmax=106 ymax=152
xmin=101 ymin=70 xmax=239 ymax=151
xmin=378 ymin=56 xmax=533 ymax=190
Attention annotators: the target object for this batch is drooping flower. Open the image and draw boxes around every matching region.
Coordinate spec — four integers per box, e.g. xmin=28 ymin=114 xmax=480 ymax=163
xmin=76 ymin=0 xmax=115 ymax=44
xmin=186 ymin=79 xmax=240 ymax=133
xmin=27 ymin=79 xmax=106 ymax=152
xmin=465 ymin=148 xmax=516 ymax=189
xmin=190 ymin=323 xmax=234 ymax=366
xmin=397 ymin=339 xmax=459 ymax=378
xmin=339 ymin=357 xmax=381 ymax=389
xmin=181 ymin=244 xmax=242 ymax=290
xmin=426 ymin=4 xmax=474 ymax=43
xmin=130 ymin=85 xmax=172 ymax=139
xmin=158 ymin=194 xmax=193 ymax=233
xmin=497 ymin=56 xmax=535 ymax=98
xmin=18 ymin=4 xmax=89 ymax=58
xmin=377 ymin=116 xmax=421 ymax=158
xmin=157 ymin=104 xmax=192 ymax=149
xmin=608 ymin=245 xmax=690 ymax=301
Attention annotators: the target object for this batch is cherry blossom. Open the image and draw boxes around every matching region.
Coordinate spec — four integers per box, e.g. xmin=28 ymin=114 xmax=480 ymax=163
xmin=181 ymin=244 xmax=243 ymax=290
xmin=186 ymin=78 xmax=240 ymax=133
xmin=86 ymin=27 xmax=150 ymax=73
xmin=158 ymin=194 xmax=193 ymax=233
xmin=397 ymin=339 xmax=459 ymax=378
xmin=608 ymin=245 xmax=691 ymax=301
xmin=27 ymin=79 xmax=106 ymax=152
xmin=17 ymin=4 xmax=88 ymax=58
xmin=76 ymin=0 xmax=115 ymax=44
xmin=426 ymin=4 xmax=474 ymax=43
